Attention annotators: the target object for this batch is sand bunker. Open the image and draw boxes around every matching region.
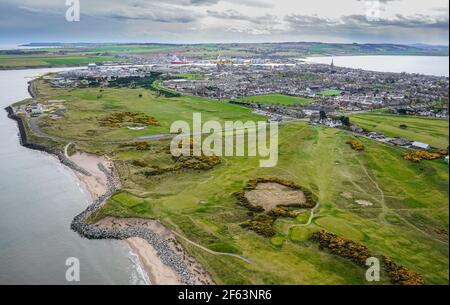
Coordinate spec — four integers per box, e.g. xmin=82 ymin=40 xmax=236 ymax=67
xmin=244 ymin=182 xmax=307 ymax=212
xmin=355 ymin=200 xmax=374 ymax=207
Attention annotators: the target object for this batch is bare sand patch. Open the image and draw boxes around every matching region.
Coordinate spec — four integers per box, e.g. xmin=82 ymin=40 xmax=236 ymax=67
xmin=355 ymin=200 xmax=374 ymax=207
xmin=244 ymin=182 xmax=307 ymax=212
xmin=341 ymin=192 xmax=353 ymax=199
xmin=68 ymin=152 xmax=111 ymax=200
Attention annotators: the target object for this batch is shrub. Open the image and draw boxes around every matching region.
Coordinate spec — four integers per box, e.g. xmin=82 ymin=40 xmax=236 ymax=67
xmin=269 ymin=207 xmax=297 ymax=218
xmin=311 ymin=230 xmax=371 ymax=265
xmin=98 ymin=112 xmax=160 ymax=127
xmin=120 ymin=142 xmax=151 ymax=151
xmin=346 ymin=140 xmax=365 ymax=151
xmin=142 ymin=153 xmax=221 ymax=178
xmin=403 ymin=150 xmax=444 ymax=163
xmin=240 ymin=214 xmax=276 ymax=237
xmin=383 ymin=256 xmax=425 ymax=285
xmin=131 ymin=160 xmax=147 ymax=167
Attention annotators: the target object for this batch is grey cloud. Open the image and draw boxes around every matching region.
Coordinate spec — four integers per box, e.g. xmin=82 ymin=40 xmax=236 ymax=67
xmin=0 ymin=0 xmax=448 ymax=45
xmin=106 ymin=9 xmax=201 ymax=23
xmin=343 ymin=13 xmax=449 ymax=29
xmin=207 ymin=9 xmax=278 ymax=25
xmin=285 ymin=13 xmax=449 ymax=30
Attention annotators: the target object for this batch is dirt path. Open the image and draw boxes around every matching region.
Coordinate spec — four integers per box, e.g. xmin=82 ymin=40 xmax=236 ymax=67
xmin=171 ymin=230 xmax=252 ymax=264
xmin=358 ymin=159 xmax=448 ymax=245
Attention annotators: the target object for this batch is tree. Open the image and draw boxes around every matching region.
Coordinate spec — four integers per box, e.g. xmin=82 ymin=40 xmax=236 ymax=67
xmin=339 ymin=116 xmax=351 ymax=126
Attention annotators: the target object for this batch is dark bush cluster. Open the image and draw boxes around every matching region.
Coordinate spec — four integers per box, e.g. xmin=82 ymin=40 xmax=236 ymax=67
xmin=311 ymin=230 xmax=425 ymax=284
xmin=119 ymin=141 xmax=151 ymax=151
xmin=142 ymin=154 xmax=221 ymax=177
xmin=311 ymin=230 xmax=371 ymax=265
xmin=98 ymin=112 xmax=160 ymax=127
xmin=240 ymin=214 xmax=276 ymax=237
xmin=269 ymin=206 xmax=297 ymax=218
xmin=131 ymin=160 xmax=148 ymax=167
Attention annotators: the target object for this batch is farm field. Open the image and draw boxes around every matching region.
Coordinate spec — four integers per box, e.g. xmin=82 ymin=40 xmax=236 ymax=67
xmin=25 ymin=79 xmax=449 ymax=285
xmin=0 ymin=55 xmax=120 ymax=69
xmin=350 ymin=114 xmax=449 ymax=148
xmin=87 ymin=44 xmax=177 ymax=53
xmin=238 ymin=94 xmax=315 ymax=106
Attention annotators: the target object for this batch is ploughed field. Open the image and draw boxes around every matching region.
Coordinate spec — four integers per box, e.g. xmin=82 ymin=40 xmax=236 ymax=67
xmin=20 ymin=78 xmax=449 ymax=285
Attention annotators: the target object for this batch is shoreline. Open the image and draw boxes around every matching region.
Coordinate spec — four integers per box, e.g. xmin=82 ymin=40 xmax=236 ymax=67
xmin=5 ymin=105 xmax=214 ymax=285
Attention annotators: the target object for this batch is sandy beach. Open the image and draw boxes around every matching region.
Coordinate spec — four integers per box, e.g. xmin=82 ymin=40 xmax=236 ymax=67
xmin=127 ymin=237 xmax=182 ymax=285
xmin=66 ymin=150 xmax=214 ymax=285
xmin=96 ymin=217 xmax=215 ymax=285
xmin=68 ymin=152 xmax=111 ymax=201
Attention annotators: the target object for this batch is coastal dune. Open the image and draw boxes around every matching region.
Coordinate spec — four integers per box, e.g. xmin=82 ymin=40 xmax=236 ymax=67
xmin=6 ymin=83 xmax=215 ymax=285
xmin=66 ymin=150 xmax=214 ymax=285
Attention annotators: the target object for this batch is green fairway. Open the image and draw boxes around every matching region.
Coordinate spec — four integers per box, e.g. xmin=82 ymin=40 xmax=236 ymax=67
xmin=350 ymin=114 xmax=449 ymax=148
xmin=33 ymin=79 xmax=265 ymax=142
xmin=89 ymin=124 xmax=448 ymax=285
xmin=239 ymin=94 xmax=315 ymax=106
xmin=26 ymin=79 xmax=449 ymax=285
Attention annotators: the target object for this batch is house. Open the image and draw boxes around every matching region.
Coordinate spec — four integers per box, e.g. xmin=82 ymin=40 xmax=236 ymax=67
xmin=368 ymin=132 xmax=385 ymax=140
xmin=389 ymin=138 xmax=411 ymax=146
xmin=350 ymin=125 xmax=364 ymax=134
xmin=411 ymin=141 xmax=431 ymax=150
xmin=29 ymin=103 xmax=43 ymax=115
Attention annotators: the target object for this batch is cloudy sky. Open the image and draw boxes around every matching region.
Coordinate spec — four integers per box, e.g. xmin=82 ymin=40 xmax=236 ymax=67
xmin=0 ymin=0 xmax=448 ymax=45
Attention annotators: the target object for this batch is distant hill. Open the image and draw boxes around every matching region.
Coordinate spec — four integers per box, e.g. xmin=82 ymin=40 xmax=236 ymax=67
xmin=20 ymin=41 xmax=449 ymax=57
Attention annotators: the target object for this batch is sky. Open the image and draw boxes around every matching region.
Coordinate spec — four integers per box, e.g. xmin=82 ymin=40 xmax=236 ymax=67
xmin=0 ymin=0 xmax=448 ymax=45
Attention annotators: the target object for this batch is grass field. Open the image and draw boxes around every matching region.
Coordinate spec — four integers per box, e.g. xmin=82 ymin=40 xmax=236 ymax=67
xmin=350 ymin=114 xmax=449 ymax=148
xmin=318 ymin=90 xmax=342 ymax=96
xmin=178 ymin=73 xmax=207 ymax=80
xmin=27 ymin=79 xmax=449 ymax=285
xmin=33 ymin=79 xmax=264 ymax=142
xmin=0 ymin=56 xmax=120 ymax=69
xmin=88 ymin=123 xmax=449 ymax=285
xmin=238 ymin=94 xmax=315 ymax=106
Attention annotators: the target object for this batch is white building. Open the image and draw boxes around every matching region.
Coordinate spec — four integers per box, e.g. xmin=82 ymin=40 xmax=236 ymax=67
xmin=411 ymin=141 xmax=431 ymax=150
